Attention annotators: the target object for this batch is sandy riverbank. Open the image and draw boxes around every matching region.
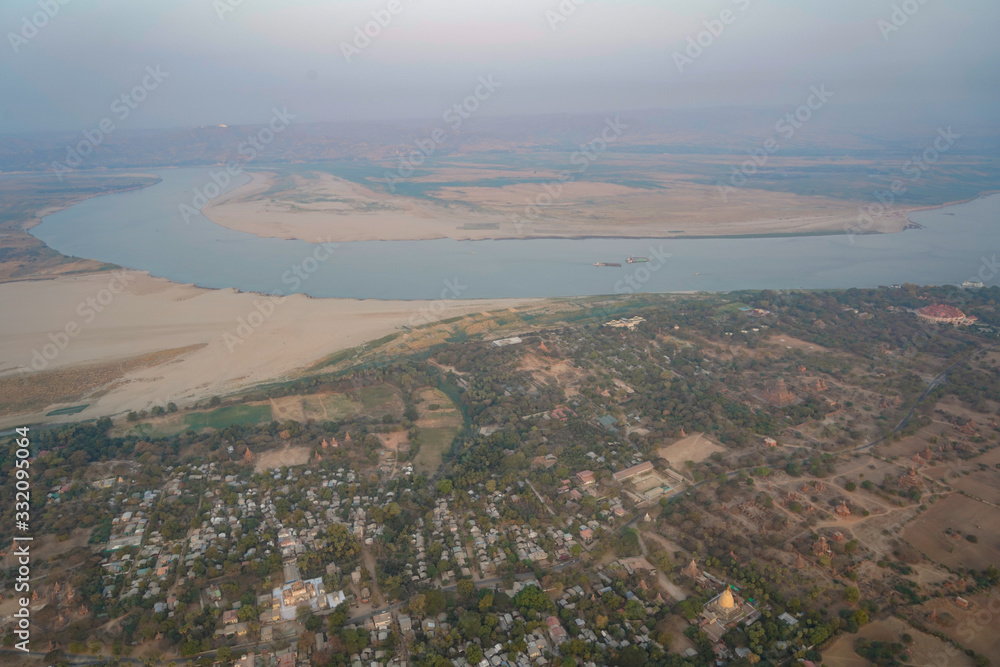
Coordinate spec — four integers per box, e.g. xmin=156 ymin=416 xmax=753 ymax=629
xmin=0 ymin=271 xmax=536 ymax=428
xmin=202 ymin=170 xmax=504 ymax=242
xmin=200 ymin=169 xmax=911 ymax=243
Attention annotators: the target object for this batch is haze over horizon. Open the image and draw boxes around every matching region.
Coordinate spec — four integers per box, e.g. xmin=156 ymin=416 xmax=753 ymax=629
xmin=2 ymin=0 xmax=999 ymax=135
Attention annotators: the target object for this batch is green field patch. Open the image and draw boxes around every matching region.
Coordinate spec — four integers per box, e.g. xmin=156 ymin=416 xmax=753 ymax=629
xmin=45 ymin=404 xmax=89 ymax=416
xmin=183 ymin=404 xmax=273 ymax=431
xmin=413 ymin=427 xmax=460 ymax=475
xmin=356 ymin=385 xmax=403 ymax=417
xmin=123 ymin=421 xmax=181 ymax=438
xmin=717 ymin=302 xmax=751 ymax=313
xmin=411 ymin=387 xmax=463 ymax=474
xmin=320 ymin=393 xmax=363 ymax=420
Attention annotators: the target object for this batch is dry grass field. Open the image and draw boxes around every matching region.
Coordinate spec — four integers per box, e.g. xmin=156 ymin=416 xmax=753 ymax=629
xmin=823 ymin=617 xmax=975 ymax=667
xmin=0 ymin=345 xmax=203 ymax=416
xmin=518 ymin=352 xmax=588 ymax=396
xmin=657 ymin=432 xmax=726 ymax=467
xmin=945 ymin=468 xmax=1000 ymax=505
xmin=254 ymin=444 xmax=311 ymax=472
xmin=881 ymin=423 xmax=955 ymax=460
xmin=269 ymin=392 xmax=365 ymax=422
xmin=0 ymin=527 xmax=92 ymax=568
xmin=917 ymin=591 xmax=1000 ymax=660
xmin=902 ymin=494 xmax=1000 ymax=571
xmin=378 ymin=430 xmax=410 ymax=453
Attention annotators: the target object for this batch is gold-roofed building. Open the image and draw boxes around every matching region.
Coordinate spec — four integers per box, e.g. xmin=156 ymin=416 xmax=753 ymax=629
xmin=717 ymin=587 xmax=736 ymax=610
xmin=698 ymin=586 xmax=758 ymax=643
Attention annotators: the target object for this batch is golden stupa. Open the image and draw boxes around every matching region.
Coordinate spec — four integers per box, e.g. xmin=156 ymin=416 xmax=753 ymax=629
xmin=718 ymin=587 xmax=735 ymax=610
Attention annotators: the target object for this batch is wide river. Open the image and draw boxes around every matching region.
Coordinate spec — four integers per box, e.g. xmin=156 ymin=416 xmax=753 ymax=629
xmin=31 ymin=168 xmax=999 ymax=300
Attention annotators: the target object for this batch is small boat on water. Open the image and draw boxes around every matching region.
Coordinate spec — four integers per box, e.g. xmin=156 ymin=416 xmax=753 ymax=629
xmin=626 ymin=256 xmax=649 ymax=263
xmin=594 ymin=262 xmax=622 ymax=267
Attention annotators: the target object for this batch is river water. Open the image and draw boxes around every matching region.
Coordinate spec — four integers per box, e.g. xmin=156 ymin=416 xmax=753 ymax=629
xmin=30 ymin=167 xmax=1000 ymax=300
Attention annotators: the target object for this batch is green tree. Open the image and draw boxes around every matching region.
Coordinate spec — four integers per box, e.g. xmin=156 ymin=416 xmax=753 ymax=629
xmin=457 ymin=578 xmax=476 ymax=600
xmin=425 ymin=589 xmax=446 ymax=616
xmin=408 ymin=593 xmax=427 ymax=617
xmin=614 ymin=645 xmax=648 ymax=667
xmin=458 ymin=611 xmax=482 ymax=639
xmin=624 ymin=599 xmax=646 ymax=621
xmin=513 ymin=585 xmax=554 ymax=613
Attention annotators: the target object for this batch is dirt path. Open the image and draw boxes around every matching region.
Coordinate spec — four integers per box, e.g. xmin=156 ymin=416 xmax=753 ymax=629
xmin=362 ymin=548 xmax=382 ymax=605
xmin=526 ymin=479 xmax=555 ymax=517
xmin=636 ymin=531 xmax=689 ymax=601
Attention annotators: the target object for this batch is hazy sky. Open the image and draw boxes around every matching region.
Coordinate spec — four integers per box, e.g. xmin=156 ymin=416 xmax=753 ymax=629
xmin=1 ymin=0 xmax=998 ymax=133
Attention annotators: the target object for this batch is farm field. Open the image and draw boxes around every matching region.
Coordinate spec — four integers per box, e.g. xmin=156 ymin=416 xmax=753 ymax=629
xmin=322 ymin=392 xmax=364 ymax=419
xmin=184 ymin=403 xmax=274 ymax=431
xmin=115 ymin=402 xmax=273 ymax=437
xmin=916 ymin=591 xmax=1000 ymax=660
xmin=902 ymin=493 xmax=1000 ymax=571
xmin=270 ymin=392 xmax=363 ymax=422
xmin=122 ymin=385 xmax=402 ymax=438
xmin=120 ymin=418 xmax=187 ymax=439
xmin=880 ymin=422 xmax=955 ymax=460
xmin=946 ymin=468 xmax=1000 ymax=505
xmin=822 ymin=617 xmax=974 ymax=667
xmin=413 ymin=387 xmax=463 ymax=474
xmin=357 ymin=384 xmax=405 ymax=418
